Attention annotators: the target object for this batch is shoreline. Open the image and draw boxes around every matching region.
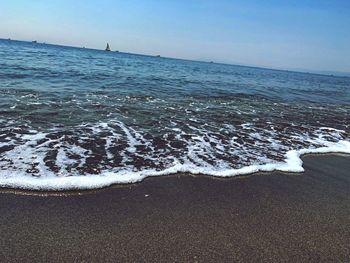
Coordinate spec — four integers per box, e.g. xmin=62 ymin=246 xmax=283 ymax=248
xmin=0 ymin=152 xmax=349 ymax=196
xmin=1 ymin=145 xmax=350 ymax=194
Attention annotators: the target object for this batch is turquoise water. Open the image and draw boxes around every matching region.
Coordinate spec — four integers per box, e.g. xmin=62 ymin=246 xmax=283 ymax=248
xmin=0 ymin=39 xmax=349 ymax=190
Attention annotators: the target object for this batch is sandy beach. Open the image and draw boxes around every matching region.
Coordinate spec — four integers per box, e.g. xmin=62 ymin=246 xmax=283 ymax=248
xmin=0 ymin=153 xmax=349 ymax=262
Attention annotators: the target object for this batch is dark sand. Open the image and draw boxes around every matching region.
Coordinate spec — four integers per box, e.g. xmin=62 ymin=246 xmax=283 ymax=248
xmin=0 ymin=154 xmax=349 ymax=262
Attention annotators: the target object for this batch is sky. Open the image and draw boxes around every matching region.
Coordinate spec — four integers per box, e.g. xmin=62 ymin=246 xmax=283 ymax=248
xmin=1 ymin=0 xmax=350 ymax=73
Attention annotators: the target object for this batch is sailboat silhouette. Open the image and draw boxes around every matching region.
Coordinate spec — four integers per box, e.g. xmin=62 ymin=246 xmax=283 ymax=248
xmin=105 ymin=43 xmax=111 ymax=51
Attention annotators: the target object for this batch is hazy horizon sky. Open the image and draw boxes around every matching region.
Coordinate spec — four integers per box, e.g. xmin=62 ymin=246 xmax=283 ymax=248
xmin=1 ymin=0 xmax=350 ymax=73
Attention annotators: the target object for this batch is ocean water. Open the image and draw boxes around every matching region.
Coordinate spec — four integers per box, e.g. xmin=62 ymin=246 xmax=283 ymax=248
xmin=0 ymin=39 xmax=349 ymax=190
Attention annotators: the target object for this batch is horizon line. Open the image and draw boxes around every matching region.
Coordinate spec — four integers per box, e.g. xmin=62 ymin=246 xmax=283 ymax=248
xmin=2 ymin=37 xmax=350 ymax=78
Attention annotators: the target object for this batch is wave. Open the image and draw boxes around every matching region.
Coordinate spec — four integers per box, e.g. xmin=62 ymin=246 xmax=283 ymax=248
xmin=0 ymin=139 xmax=349 ymax=191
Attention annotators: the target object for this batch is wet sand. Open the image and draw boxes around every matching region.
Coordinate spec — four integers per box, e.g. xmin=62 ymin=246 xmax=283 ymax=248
xmin=0 ymin=154 xmax=349 ymax=262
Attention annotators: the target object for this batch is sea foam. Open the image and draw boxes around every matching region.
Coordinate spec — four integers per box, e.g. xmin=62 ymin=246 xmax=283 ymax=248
xmin=0 ymin=140 xmax=349 ymax=191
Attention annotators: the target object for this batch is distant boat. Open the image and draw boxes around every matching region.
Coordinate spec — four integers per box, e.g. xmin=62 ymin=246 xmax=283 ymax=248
xmin=32 ymin=40 xmax=37 ymax=43
xmin=105 ymin=43 xmax=111 ymax=51
xmin=156 ymin=55 xmax=161 ymax=57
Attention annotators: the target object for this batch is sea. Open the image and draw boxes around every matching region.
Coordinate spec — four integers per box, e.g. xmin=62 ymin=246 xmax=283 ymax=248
xmin=0 ymin=39 xmax=349 ymax=190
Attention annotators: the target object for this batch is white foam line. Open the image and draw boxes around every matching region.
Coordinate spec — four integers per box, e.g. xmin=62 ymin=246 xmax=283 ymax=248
xmin=115 ymin=121 xmax=137 ymax=153
xmin=0 ymin=140 xmax=349 ymax=191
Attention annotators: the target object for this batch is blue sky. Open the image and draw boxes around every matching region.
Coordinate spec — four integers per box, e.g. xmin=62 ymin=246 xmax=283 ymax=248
xmin=1 ymin=0 xmax=349 ymax=73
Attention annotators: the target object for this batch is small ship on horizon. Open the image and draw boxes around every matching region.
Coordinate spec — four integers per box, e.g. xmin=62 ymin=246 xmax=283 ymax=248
xmin=105 ymin=43 xmax=111 ymax=51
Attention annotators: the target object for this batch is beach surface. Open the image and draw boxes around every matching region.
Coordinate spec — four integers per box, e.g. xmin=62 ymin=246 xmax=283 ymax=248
xmin=0 ymin=154 xmax=349 ymax=262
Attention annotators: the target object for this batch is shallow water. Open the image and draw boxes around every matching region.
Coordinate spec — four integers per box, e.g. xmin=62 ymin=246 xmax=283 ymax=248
xmin=0 ymin=39 xmax=349 ymax=190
